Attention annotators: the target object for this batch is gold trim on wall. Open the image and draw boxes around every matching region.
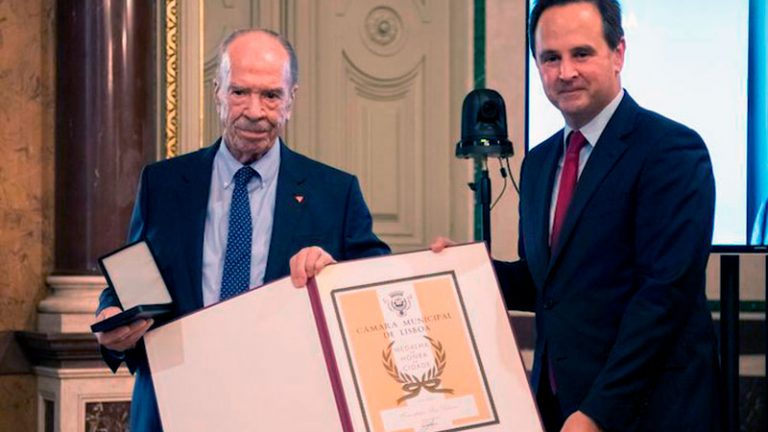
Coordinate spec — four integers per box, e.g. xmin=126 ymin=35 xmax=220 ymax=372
xmin=165 ymin=0 xmax=179 ymax=158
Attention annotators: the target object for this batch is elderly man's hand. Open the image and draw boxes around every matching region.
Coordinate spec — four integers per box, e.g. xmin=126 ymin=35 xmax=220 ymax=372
xmin=429 ymin=236 xmax=457 ymax=253
xmin=93 ymin=306 xmax=154 ymax=352
xmin=289 ymin=246 xmax=337 ymax=287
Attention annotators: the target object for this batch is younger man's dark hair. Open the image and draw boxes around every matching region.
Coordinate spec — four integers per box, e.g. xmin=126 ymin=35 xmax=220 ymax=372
xmin=529 ymin=0 xmax=624 ymax=56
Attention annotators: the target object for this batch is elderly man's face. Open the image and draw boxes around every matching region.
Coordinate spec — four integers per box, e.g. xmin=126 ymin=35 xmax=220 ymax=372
xmin=534 ymin=2 xmax=625 ymax=129
xmin=215 ymin=32 xmax=297 ymax=164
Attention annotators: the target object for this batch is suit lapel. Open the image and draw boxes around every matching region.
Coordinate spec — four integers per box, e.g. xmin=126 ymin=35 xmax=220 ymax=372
xmin=546 ymin=95 xmax=640 ymax=274
xmin=176 ymin=141 xmax=218 ymax=312
xmin=526 ymin=132 xmax=563 ymax=285
xmin=264 ymin=141 xmax=308 ymax=282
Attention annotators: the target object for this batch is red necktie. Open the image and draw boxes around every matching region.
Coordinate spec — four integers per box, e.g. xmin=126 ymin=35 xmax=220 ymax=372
xmin=544 ymin=130 xmax=588 ymax=396
xmin=550 ymin=130 xmax=588 ymax=248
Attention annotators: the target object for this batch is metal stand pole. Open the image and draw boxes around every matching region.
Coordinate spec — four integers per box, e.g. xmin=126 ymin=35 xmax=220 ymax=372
xmin=479 ymin=159 xmax=492 ymax=250
xmin=720 ymin=254 xmax=740 ymax=432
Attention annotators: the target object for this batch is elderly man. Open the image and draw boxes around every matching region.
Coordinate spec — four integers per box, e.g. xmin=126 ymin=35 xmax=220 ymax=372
xmin=94 ymin=29 xmax=389 ymax=431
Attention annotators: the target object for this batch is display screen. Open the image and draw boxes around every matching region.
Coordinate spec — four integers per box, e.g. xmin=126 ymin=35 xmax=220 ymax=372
xmin=526 ymin=0 xmax=765 ymax=248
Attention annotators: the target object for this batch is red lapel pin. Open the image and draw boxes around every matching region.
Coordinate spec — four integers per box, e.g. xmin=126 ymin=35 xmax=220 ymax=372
xmin=294 ymin=195 xmax=304 ymax=203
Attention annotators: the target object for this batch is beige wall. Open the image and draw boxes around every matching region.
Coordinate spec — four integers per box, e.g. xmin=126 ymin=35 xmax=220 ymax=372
xmin=0 ymin=0 xmax=55 ymax=429
xmin=486 ymin=0 xmax=527 ymax=261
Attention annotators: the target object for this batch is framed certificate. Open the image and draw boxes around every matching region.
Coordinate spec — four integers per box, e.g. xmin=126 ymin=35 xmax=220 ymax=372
xmin=330 ymin=272 xmax=498 ymax=431
xmin=145 ymin=243 xmax=542 ymax=431
xmin=310 ymin=242 xmax=542 ymax=432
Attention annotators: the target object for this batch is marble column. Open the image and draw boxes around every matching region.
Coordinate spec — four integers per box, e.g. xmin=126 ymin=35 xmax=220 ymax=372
xmin=26 ymin=1 xmax=158 ymax=430
xmin=39 ymin=0 xmax=158 ymax=334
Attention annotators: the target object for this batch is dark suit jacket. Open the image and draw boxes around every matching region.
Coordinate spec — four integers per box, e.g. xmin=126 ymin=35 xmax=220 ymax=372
xmin=97 ymin=140 xmax=390 ymax=431
xmin=495 ymin=93 xmax=720 ymax=431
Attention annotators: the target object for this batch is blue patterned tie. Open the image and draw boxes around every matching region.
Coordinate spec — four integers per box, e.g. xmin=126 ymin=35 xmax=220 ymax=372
xmin=220 ymin=166 xmax=258 ymax=301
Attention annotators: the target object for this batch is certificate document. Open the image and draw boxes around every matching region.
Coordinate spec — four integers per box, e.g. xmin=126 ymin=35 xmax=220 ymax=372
xmin=312 ymin=242 xmax=542 ymax=432
xmin=332 ymin=272 xmax=496 ymax=431
xmin=145 ymin=243 xmax=542 ymax=432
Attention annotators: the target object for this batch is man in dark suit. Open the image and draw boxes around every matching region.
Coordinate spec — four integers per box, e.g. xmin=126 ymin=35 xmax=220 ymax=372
xmin=94 ymin=29 xmax=389 ymax=431
xmin=434 ymin=1 xmax=719 ymax=431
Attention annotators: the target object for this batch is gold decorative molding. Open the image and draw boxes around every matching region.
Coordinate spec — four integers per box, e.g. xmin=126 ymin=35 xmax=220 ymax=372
xmin=165 ymin=0 xmax=179 ymax=158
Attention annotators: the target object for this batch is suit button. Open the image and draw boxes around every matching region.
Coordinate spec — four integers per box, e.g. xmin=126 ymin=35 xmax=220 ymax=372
xmin=543 ymin=298 xmax=554 ymax=309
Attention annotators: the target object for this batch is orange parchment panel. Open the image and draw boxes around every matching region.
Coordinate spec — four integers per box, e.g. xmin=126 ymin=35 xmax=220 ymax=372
xmin=335 ymin=274 xmax=496 ymax=432
xmin=336 ymin=288 xmax=403 ymax=432
xmin=413 ymin=277 xmax=493 ymax=427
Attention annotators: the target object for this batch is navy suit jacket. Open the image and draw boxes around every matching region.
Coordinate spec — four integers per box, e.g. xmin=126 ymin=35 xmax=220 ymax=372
xmin=97 ymin=140 xmax=390 ymax=431
xmin=495 ymin=94 xmax=720 ymax=431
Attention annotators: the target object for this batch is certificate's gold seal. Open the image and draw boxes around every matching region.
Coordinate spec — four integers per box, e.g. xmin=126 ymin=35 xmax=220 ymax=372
xmin=382 ymin=336 xmax=454 ymax=404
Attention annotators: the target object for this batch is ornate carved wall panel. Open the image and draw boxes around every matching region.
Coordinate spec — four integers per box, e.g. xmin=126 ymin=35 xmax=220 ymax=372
xmin=84 ymin=401 xmax=130 ymax=432
xmin=314 ymin=0 xmax=467 ymax=250
xmin=340 ymin=55 xmax=424 ymax=243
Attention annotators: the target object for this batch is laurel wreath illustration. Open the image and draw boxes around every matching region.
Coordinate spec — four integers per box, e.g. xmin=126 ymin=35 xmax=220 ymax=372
xmin=382 ymin=335 xmax=454 ymax=404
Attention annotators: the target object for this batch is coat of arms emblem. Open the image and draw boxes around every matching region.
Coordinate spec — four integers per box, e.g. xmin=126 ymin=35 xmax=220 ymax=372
xmin=385 ymin=290 xmax=412 ymax=317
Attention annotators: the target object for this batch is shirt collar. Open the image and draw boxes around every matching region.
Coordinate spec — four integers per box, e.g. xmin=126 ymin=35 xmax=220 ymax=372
xmin=563 ymin=89 xmax=625 ymax=149
xmin=216 ymin=137 xmax=281 ymax=190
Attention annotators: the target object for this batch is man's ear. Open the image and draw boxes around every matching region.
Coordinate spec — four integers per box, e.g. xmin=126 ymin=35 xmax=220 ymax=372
xmin=613 ymin=37 xmax=626 ymax=74
xmin=285 ymin=84 xmax=299 ymax=120
xmin=213 ymin=79 xmax=222 ymax=110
